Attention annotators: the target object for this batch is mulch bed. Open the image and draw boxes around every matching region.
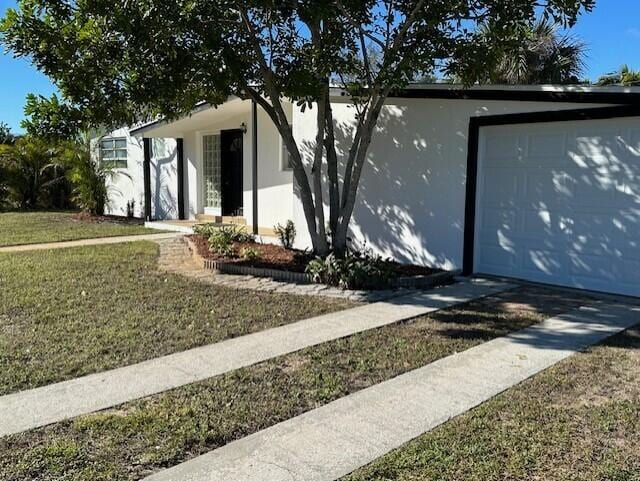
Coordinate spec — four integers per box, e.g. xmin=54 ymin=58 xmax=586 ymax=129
xmin=188 ymin=234 xmax=440 ymax=277
xmin=71 ymin=211 xmax=145 ymax=226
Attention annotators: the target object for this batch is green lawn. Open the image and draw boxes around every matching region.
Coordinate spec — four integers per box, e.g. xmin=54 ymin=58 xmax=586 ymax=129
xmin=0 ymin=211 xmax=158 ymax=246
xmin=0 ymin=241 xmax=355 ymax=395
xmin=0 ymin=287 xmax=593 ymax=481
xmin=342 ymin=328 xmax=640 ymax=481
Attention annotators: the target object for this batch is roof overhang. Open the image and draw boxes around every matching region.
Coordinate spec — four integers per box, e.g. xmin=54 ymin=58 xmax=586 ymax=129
xmin=131 ymin=84 xmax=640 ymax=137
xmin=130 ymin=96 xmax=249 ymax=137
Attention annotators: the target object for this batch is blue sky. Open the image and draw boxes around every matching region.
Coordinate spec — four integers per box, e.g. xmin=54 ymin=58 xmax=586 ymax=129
xmin=0 ymin=0 xmax=638 ymax=132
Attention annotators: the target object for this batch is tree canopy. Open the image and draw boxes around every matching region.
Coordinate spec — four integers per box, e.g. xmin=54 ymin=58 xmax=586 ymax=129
xmin=1 ymin=0 xmax=595 ymax=253
xmin=482 ymin=17 xmax=586 ymax=84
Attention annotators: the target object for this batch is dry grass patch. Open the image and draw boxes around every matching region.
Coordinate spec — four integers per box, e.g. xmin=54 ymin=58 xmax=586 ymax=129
xmin=0 ymin=211 xmax=157 ymax=246
xmin=0 ymin=241 xmax=356 ymax=394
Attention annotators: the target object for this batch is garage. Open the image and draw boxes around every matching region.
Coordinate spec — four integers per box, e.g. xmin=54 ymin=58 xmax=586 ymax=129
xmin=473 ymin=115 xmax=640 ymax=297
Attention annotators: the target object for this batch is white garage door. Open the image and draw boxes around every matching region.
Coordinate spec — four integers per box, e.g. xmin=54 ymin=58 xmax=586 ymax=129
xmin=475 ymin=117 xmax=640 ymax=297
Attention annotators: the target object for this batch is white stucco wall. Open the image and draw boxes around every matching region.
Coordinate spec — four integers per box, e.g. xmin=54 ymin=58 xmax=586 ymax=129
xmin=101 ymin=127 xmax=177 ymax=219
xmin=292 ymin=97 xmax=608 ymax=270
xmin=256 ymin=103 xmax=294 ymax=230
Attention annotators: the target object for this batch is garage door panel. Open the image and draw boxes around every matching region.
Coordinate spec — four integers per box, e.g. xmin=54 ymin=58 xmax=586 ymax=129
xmin=523 ymin=249 xmax=565 ymax=277
xmin=481 ymin=168 xmax=520 ymax=205
xmin=477 ymin=243 xmax=518 ymax=272
xmin=481 ymin=207 xmax=518 ymax=231
xmin=484 ymin=133 xmax=521 ymax=161
xmin=476 ymin=117 xmax=640 ymax=297
xmin=568 ymin=253 xmax=619 ymax=281
xmin=524 ymin=171 xmax=568 ymax=201
xmin=623 ymin=259 xmax=640 ymax=284
xmin=625 ymin=128 xmax=640 ymax=156
xmin=562 ymin=172 xmax=617 ymax=205
xmin=522 ymin=209 xmax=567 ymax=238
xmin=527 ymin=132 xmax=567 ymax=160
xmin=571 ymin=128 xmax=623 ymax=162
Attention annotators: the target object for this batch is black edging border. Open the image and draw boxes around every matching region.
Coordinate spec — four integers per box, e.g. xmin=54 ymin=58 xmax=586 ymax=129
xmin=203 ymin=258 xmax=457 ymax=290
xmin=462 ymin=104 xmax=640 ymax=276
xmin=389 ymin=88 xmax=640 ymax=105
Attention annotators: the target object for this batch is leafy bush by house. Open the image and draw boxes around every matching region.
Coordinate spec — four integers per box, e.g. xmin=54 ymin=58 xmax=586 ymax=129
xmin=274 ymin=220 xmax=296 ymax=249
xmin=59 ymin=135 xmax=126 ymax=216
xmin=306 ymin=250 xmax=396 ymax=290
xmin=240 ymin=246 xmax=259 ymax=261
xmin=126 ymin=199 xmax=136 ymax=218
xmin=192 ymin=223 xmax=218 ymax=237
xmin=206 ymin=225 xmax=255 ymax=257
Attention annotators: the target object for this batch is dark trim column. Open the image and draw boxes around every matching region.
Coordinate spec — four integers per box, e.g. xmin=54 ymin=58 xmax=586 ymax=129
xmin=176 ymin=138 xmax=185 ymax=220
xmin=252 ymin=100 xmax=259 ymax=235
xmin=143 ymin=138 xmax=153 ymax=221
xmin=461 ymin=119 xmax=479 ymax=276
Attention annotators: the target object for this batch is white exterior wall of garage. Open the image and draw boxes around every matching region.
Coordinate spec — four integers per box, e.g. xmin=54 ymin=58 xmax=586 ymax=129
xmin=292 ymin=96 xmax=611 ymax=269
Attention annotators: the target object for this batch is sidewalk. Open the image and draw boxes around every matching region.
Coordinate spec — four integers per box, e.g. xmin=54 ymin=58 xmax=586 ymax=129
xmin=0 ymin=232 xmax=181 ymax=253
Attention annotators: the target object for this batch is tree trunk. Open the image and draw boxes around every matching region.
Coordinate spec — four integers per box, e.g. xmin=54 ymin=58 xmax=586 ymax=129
xmin=324 ymin=95 xmax=340 ymax=241
xmin=332 ymin=93 xmax=388 ymax=255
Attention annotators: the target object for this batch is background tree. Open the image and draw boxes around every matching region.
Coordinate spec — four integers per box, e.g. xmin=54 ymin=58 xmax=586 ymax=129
xmin=481 ymin=18 xmax=586 ymax=84
xmin=0 ymin=122 xmax=15 ymax=145
xmin=0 ymin=122 xmax=15 ymax=209
xmin=1 ymin=0 xmax=594 ymax=254
xmin=0 ymin=136 xmax=68 ymax=209
xmin=597 ymin=65 xmax=640 ymax=86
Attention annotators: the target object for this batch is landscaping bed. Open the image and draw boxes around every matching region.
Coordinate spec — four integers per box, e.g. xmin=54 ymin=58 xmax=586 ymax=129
xmin=0 ymin=242 xmax=356 ymax=395
xmin=0 ymin=287 xmax=595 ymax=481
xmin=188 ymin=233 xmax=311 ymax=272
xmin=0 ymin=211 xmax=156 ymax=246
xmin=188 ymin=231 xmax=445 ymax=289
xmin=70 ymin=211 xmax=146 ymax=226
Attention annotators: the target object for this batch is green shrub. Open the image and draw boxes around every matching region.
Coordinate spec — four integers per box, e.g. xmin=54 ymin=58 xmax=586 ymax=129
xmin=274 ymin=220 xmax=296 ymax=249
xmin=62 ymin=136 xmax=114 ymax=215
xmin=306 ymin=250 xmax=396 ymax=290
xmin=193 ymin=223 xmax=218 ymax=237
xmin=207 ymin=225 xmax=255 ymax=257
xmin=240 ymin=246 xmax=259 ymax=261
xmin=126 ymin=199 xmax=136 ymax=218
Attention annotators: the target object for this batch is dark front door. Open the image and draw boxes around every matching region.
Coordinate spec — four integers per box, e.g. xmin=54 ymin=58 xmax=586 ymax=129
xmin=221 ymin=129 xmax=243 ymax=216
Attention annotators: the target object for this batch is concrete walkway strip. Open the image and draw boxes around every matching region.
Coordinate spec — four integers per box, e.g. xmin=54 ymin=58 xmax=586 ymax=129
xmin=0 ymin=232 xmax=181 ymax=253
xmin=143 ymin=301 xmax=640 ymax=481
xmin=0 ymin=279 xmax=513 ymax=437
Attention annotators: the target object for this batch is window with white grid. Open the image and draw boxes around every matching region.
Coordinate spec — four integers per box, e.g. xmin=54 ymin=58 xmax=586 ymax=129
xmin=100 ymin=137 xmax=128 ymax=169
xmin=203 ymin=134 xmax=221 ymax=209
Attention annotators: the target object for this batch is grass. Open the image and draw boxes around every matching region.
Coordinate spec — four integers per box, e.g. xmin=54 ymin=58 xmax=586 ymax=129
xmin=0 ymin=241 xmax=355 ymax=395
xmin=0 ymin=287 xmax=592 ymax=481
xmin=342 ymin=327 xmax=640 ymax=481
xmin=0 ymin=211 xmax=157 ymax=246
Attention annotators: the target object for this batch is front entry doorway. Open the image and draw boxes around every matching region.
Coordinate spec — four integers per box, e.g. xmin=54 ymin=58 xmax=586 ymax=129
xmin=221 ymin=129 xmax=243 ymax=216
xmin=202 ymin=129 xmax=243 ymax=216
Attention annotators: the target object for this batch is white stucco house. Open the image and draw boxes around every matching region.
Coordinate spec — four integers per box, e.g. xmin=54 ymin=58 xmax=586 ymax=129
xmin=99 ymin=84 xmax=640 ymax=297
